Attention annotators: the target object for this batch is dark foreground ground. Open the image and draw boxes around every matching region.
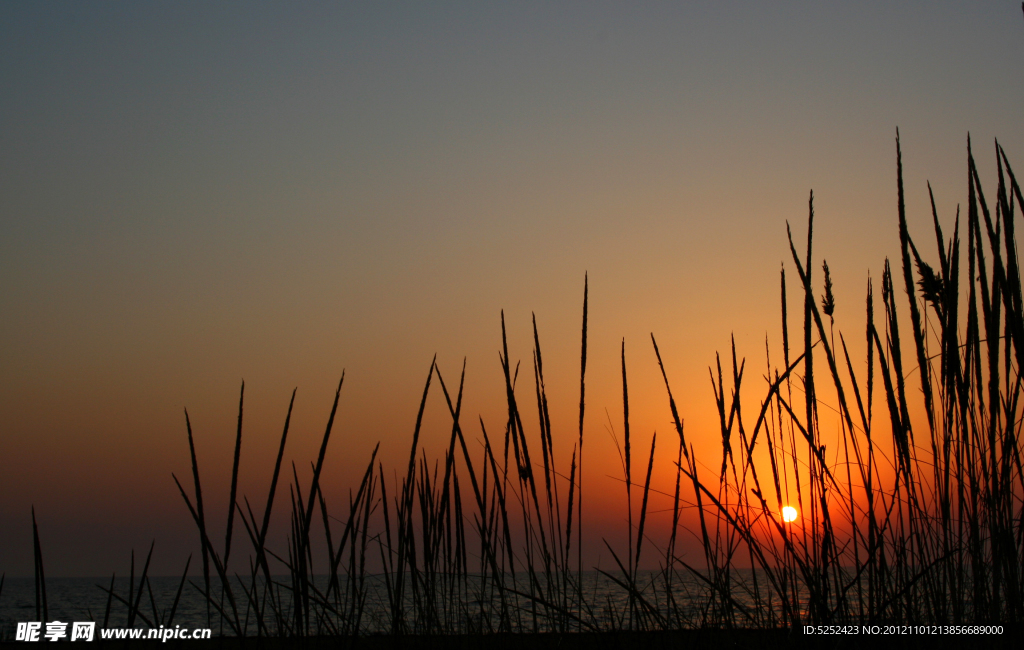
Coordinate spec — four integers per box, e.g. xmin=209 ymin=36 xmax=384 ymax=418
xmin=3 ymin=628 xmax=1019 ymax=650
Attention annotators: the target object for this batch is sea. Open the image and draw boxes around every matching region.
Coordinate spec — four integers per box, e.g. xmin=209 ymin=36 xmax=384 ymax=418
xmin=0 ymin=570 xmax=787 ymax=639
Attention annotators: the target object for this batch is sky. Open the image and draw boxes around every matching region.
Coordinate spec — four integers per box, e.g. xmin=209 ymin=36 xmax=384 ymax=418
xmin=1 ymin=1 xmax=1023 ymax=578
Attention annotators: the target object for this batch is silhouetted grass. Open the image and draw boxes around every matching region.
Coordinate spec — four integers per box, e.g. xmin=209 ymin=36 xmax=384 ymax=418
xmin=7 ymin=136 xmax=1022 ymax=640
xmin=31 ymin=507 xmax=46 ymax=623
xmin=658 ymin=134 xmax=1023 ymax=629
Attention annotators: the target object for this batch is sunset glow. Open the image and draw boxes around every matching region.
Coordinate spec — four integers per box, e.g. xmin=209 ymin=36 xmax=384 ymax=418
xmin=0 ymin=3 xmax=1021 ymax=590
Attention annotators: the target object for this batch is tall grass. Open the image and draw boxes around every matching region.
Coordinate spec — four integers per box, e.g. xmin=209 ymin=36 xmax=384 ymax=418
xmin=655 ymin=133 xmax=1024 ymax=628
xmin=15 ymin=136 xmax=1023 ymax=636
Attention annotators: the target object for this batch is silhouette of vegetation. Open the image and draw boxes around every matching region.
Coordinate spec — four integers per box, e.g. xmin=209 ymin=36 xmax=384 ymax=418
xmin=8 ymin=135 xmax=1023 ymax=640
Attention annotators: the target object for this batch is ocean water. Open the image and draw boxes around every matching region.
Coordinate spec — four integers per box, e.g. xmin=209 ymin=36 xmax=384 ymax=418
xmin=0 ymin=570 xmax=790 ymax=639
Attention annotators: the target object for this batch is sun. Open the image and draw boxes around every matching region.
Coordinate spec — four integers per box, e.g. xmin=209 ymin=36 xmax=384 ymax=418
xmin=782 ymin=506 xmax=798 ymax=523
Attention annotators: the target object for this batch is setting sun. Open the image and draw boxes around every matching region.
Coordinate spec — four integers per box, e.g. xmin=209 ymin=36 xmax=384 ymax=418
xmin=0 ymin=1 xmax=1020 ymax=640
